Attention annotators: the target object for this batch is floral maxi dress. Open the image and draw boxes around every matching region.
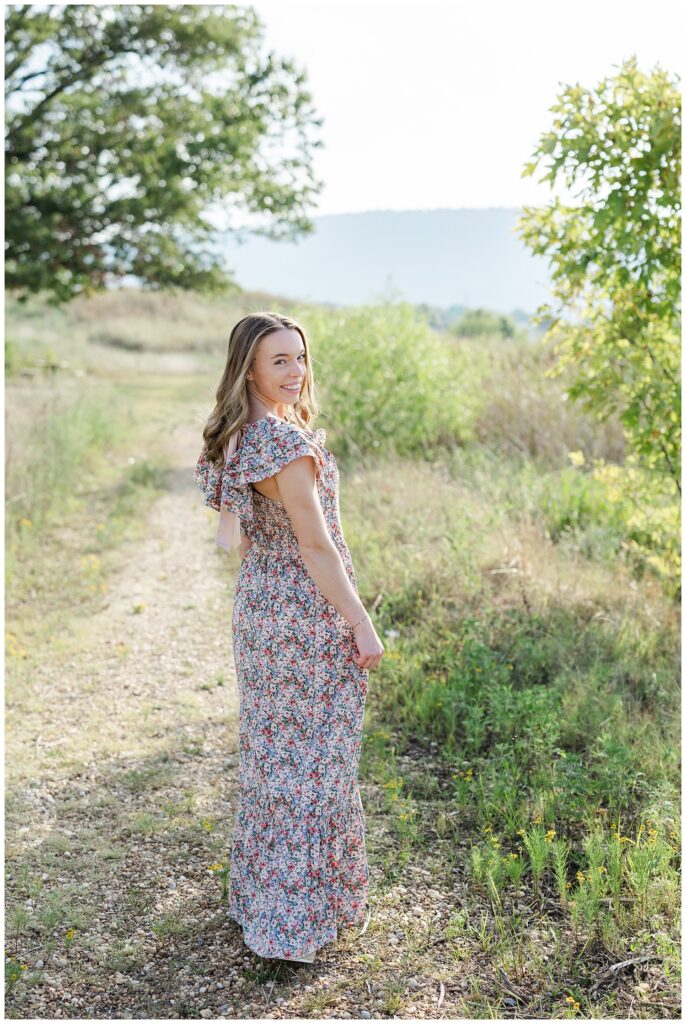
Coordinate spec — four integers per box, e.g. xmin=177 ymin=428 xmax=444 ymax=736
xmin=193 ymin=414 xmax=370 ymax=960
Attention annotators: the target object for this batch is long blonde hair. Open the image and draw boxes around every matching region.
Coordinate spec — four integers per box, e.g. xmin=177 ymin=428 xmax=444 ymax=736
xmin=201 ymin=311 xmax=320 ymax=466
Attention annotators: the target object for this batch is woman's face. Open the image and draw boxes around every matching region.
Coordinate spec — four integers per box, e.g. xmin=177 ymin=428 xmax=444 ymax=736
xmin=248 ymin=328 xmax=307 ymax=411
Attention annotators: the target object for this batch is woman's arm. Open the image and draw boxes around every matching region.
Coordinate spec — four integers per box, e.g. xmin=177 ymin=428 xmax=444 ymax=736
xmin=274 ymin=456 xmax=366 ymax=625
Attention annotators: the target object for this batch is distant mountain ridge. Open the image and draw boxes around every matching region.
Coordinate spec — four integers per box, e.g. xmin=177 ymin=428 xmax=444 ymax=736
xmin=217 ymin=207 xmax=553 ymax=316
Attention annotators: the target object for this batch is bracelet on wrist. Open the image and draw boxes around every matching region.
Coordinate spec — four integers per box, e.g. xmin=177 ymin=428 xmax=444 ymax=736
xmin=350 ymin=611 xmax=370 ymax=630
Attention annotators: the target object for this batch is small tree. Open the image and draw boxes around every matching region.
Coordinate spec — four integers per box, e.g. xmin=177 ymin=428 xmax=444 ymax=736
xmin=517 ymin=56 xmax=681 ymax=494
xmin=5 ymin=4 xmax=324 ymax=303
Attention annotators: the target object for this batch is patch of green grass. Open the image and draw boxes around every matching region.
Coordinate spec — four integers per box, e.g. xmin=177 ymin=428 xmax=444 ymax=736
xmin=126 ymin=812 xmax=167 ymax=836
xmin=121 ymin=763 xmax=175 ymax=793
xmin=101 ymin=938 xmax=147 ymax=974
xmin=151 ymin=911 xmax=191 ymax=940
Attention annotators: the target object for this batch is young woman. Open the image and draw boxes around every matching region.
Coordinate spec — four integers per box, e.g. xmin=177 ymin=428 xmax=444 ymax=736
xmin=193 ymin=311 xmax=384 ymax=964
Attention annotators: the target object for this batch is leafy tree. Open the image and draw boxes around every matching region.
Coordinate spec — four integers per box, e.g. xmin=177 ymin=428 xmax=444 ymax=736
xmin=517 ymin=56 xmax=681 ymax=594
xmin=517 ymin=56 xmax=681 ymax=493
xmin=5 ymin=3 xmax=324 ymax=303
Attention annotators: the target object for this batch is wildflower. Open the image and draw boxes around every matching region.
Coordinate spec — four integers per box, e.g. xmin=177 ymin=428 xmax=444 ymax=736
xmin=568 ymin=450 xmax=586 ymax=467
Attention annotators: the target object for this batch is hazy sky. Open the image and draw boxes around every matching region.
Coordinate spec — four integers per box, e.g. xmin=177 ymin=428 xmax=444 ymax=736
xmin=248 ymin=0 xmax=683 ymax=216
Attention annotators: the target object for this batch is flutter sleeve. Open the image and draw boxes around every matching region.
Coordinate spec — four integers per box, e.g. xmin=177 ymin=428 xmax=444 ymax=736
xmin=192 ymin=417 xmax=327 ymax=549
xmin=192 ymin=446 xmax=225 ymax=512
xmin=239 ymin=418 xmax=327 ymax=486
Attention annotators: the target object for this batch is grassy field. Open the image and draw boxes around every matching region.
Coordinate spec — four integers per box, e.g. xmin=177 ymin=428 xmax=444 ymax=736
xmin=5 ymin=287 xmax=680 ymax=1019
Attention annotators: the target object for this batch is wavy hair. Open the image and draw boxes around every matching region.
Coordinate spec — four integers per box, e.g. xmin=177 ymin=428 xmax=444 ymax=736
xmin=200 ymin=311 xmax=320 ymax=466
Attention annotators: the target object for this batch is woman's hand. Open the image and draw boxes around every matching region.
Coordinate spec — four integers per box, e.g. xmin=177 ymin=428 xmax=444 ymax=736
xmin=352 ymin=616 xmax=384 ymax=670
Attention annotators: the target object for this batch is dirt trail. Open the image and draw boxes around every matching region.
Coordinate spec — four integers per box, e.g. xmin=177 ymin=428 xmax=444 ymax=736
xmin=6 ymin=419 xmax=252 ymax=1018
xmin=8 ymin=418 xmax=239 ymax=782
